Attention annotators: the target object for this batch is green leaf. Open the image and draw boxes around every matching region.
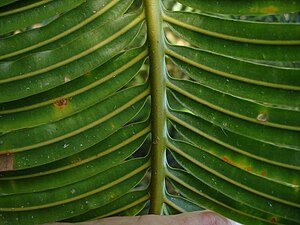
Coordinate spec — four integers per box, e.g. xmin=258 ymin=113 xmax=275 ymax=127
xmin=1 ymin=85 xmax=149 ymax=170
xmin=0 ymin=122 xmax=150 ymax=194
xmin=164 ymin=10 xmax=300 ymax=44
xmin=168 ymin=78 xmax=300 ymax=130
xmin=176 ymin=0 xmax=300 ymax=15
xmin=0 ymin=158 xmax=149 ymax=225
xmin=164 ymin=192 xmax=203 ymax=214
xmin=0 ymin=11 xmax=144 ymax=102
xmin=170 ymin=57 xmax=300 ymax=109
xmin=0 ymin=0 xmax=86 ymax=36
xmin=0 ymin=1 xmax=299 ymax=224
xmin=168 ymin=24 xmax=300 ymax=61
xmin=0 ymin=0 xmax=133 ymax=60
xmin=167 ymin=44 xmax=300 ymax=90
xmin=167 ymin=138 xmax=299 ymax=209
xmin=65 ymin=189 xmax=149 ymax=222
xmin=167 ymin=141 xmax=300 ymax=224
xmin=170 ymin=120 xmax=299 ymax=184
xmin=0 ymin=0 xmax=20 ymax=7
xmin=167 ymin=101 xmax=300 ymax=169
xmin=167 ymin=167 xmax=292 ymax=225
xmin=0 ymin=46 xmax=147 ymax=132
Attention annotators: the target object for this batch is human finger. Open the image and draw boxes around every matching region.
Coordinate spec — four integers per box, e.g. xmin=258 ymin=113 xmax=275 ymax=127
xmin=45 ymin=210 xmax=234 ymax=225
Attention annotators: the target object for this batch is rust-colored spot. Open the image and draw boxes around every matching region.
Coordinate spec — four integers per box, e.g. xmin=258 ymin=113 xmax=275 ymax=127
xmin=221 ymin=156 xmax=229 ymax=163
xmin=221 ymin=156 xmax=237 ymax=166
xmin=222 ymin=156 xmax=229 ymax=162
xmin=244 ymin=165 xmax=252 ymax=172
xmin=0 ymin=154 xmax=13 ymax=172
xmin=263 ymin=6 xmax=278 ymax=13
xmin=271 ymin=216 xmax=277 ymax=223
xmin=261 ymin=171 xmax=267 ymax=176
xmin=54 ymin=98 xmax=68 ymax=108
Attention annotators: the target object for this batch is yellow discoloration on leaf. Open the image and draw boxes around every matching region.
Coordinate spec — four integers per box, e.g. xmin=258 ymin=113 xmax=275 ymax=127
xmin=262 ymin=6 xmax=278 ymax=14
xmin=250 ymin=5 xmax=278 ymax=14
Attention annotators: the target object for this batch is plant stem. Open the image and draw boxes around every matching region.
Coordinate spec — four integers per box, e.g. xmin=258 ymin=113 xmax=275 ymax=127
xmin=144 ymin=0 xmax=166 ymax=215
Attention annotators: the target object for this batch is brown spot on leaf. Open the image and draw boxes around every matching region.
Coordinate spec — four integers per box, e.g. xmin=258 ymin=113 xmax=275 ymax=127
xmin=0 ymin=154 xmax=13 ymax=171
xmin=244 ymin=165 xmax=252 ymax=172
xmin=271 ymin=216 xmax=277 ymax=223
xmin=54 ymin=98 xmax=68 ymax=108
xmin=261 ymin=171 xmax=267 ymax=176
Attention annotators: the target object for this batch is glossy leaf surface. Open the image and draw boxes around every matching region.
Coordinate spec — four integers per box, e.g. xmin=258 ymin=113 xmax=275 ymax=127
xmin=0 ymin=1 xmax=299 ymax=225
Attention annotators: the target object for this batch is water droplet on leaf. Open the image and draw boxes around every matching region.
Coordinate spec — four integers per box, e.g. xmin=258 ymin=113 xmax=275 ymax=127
xmin=63 ymin=144 xmax=69 ymax=148
xmin=64 ymin=76 xmax=70 ymax=83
